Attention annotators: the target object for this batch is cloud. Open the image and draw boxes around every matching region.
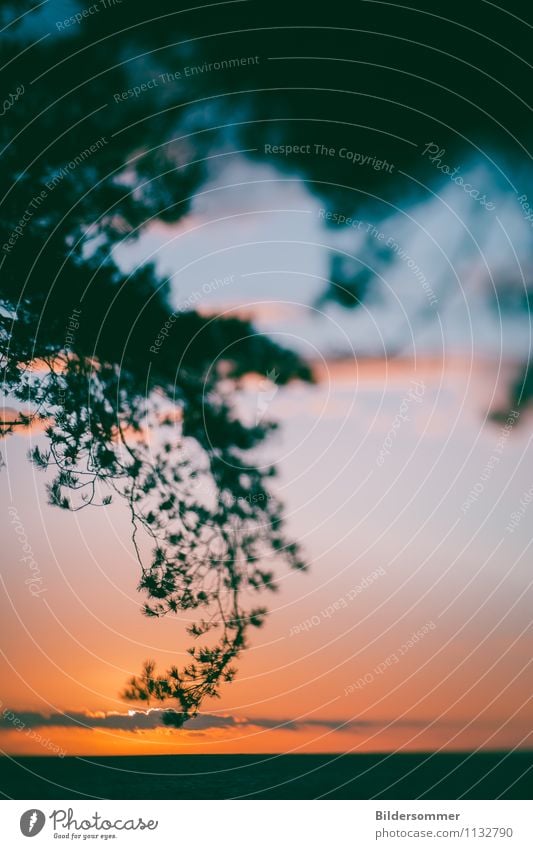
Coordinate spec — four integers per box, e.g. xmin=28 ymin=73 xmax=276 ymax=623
xmin=0 ymin=709 xmax=238 ymax=732
xmin=0 ymin=708 xmax=437 ymax=734
xmin=0 ymin=407 xmax=48 ymax=435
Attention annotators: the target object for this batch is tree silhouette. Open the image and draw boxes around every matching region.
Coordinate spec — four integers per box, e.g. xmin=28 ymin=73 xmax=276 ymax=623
xmin=1 ymin=0 xmax=530 ymax=720
xmin=0 ymin=0 xmax=312 ymax=721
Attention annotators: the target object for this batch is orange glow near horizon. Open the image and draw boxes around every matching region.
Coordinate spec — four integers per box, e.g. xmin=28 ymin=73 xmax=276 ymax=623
xmin=2 ymin=356 xmax=533 ymax=757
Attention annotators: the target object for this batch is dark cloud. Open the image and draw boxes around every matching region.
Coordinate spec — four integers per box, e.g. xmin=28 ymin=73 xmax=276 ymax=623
xmin=0 ymin=708 xmax=435 ymax=734
xmin=0 ymin=709 xmax=239 ymax=732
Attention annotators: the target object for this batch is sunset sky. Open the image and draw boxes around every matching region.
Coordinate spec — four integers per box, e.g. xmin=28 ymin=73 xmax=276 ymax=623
xmin=2 ymin=157 xmax=532 ymax=757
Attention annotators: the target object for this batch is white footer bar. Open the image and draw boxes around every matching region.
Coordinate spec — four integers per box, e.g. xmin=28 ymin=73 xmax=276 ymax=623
xmin=3 ymin=800 xmax=532 ymax=848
